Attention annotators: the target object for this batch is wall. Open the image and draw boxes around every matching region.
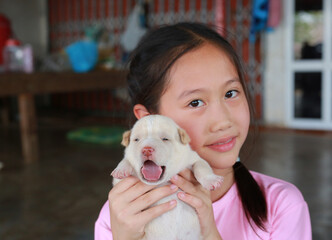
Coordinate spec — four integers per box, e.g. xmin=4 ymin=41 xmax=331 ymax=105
xmin=0 ymin=0 xmax=48 ymax=59
xmin=263 ymin=0 xmax=287 ymax=127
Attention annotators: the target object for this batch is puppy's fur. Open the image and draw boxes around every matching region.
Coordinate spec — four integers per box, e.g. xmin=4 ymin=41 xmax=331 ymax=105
xmin=112 ymin=115 xmax=223 ymax=240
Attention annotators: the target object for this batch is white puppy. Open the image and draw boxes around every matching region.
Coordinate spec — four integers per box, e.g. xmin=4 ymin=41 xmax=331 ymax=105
xmin=111 ymin=115 xmax=223 ymax=240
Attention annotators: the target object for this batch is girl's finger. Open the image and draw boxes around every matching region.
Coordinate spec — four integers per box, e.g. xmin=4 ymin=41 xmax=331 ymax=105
xmin=109 ymin=177 xmax=156 ymax=207
xmin=178 ymin=169 xmax=197 ymax=183
xmin=109 ymin=176 xmax=141 ymax=196
xmin=138 ymin=199 xmax=177 ymax=226
xmin=177 ymin=191 xmax=205 ymax=210
xmin=128 ymin=184 xmax=179 ymax=215
xmin=171 ymin=174 xmax=197 ymax=194
xmin=120 ymin=180 xmax=157 ymax=203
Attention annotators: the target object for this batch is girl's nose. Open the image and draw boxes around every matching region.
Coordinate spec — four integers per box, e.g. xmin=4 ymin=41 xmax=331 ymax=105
xmin=209 ymin=103 xmax=233 ymax=132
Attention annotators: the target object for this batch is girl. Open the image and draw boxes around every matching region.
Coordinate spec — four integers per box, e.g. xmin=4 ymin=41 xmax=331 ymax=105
xmin=95 ymin=22 xmax=311 ymax=240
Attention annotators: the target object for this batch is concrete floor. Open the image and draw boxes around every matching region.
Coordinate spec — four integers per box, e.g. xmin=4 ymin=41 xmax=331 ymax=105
xmin=0 ymin=121 xmax=331 ymax=240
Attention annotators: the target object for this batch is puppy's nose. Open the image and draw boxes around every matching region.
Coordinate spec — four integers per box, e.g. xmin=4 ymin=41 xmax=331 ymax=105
xmin=142 ymin=146 xmax=154 ymax=157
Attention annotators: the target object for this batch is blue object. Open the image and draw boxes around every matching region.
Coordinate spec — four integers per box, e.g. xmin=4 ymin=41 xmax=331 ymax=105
xmin=250 ymin=0 xmax=269 ymax=43
xmin=65 ymin=41 xmax=98 ymax=73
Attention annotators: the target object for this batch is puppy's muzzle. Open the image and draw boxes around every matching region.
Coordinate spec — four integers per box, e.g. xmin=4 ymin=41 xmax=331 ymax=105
xmin=142 ymin=146 xmax=154 ymax=159
xmin=140 ymin=146 xmax=166 ymax=183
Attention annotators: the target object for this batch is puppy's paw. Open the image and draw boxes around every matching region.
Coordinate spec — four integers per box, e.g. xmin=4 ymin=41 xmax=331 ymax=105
xmin=111 ymin=168 xmax=132 ymax=179
xmin=111 ymin=159 xmax=134 ymax=179
xmin=199 ymin=174 xmax=224 ymax=191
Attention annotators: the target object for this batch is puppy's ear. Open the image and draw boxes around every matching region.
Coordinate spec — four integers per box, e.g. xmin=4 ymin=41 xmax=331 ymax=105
xmin=121 ymin=130 xmax=131 ymax=147
xmin=178 ymin=128 xmax=191 ymax=145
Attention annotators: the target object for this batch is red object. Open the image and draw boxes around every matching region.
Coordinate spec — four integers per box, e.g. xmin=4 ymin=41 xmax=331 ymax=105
xmin=0 ymin=14 xmax=12 ymax=64
xmin=267 ymin=0 xmax=282 ymax=29
xmin=5 ymin=38 xmax=20 ymax=46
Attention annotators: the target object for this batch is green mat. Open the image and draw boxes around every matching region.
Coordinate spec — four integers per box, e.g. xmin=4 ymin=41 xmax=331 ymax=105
xmin=67 ymin=126 xmax=126 ymax=145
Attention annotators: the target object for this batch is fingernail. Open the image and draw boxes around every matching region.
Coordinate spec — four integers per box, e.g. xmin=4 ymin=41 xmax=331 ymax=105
xmin=178 ymin=192 xmax=185 ymax=199
xmin=172 ymin=175 xmax=178 ymax=181
xmin=170 ymin=200 xmax=177 ymax=206
xmin=170 ymin=184 xmax=178 ymax=190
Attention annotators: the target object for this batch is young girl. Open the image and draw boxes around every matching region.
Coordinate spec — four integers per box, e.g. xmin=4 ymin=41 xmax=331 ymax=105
xmin=95 ymin=22 xmax=311 ymax=240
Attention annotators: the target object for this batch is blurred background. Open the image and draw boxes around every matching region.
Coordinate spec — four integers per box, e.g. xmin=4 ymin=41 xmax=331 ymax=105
xmin=0 ymin=0 xmax=331 ymax=239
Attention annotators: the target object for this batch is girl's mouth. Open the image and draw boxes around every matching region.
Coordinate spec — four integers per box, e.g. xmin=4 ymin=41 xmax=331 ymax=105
xmin=207 ymin=137 xmax=236 ymax=152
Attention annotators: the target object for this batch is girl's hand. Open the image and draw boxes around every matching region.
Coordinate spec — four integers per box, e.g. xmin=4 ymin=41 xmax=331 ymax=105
xmin=108 ymin=176 xmax=178 ymax=240
xmin=171 ymin=169 xmax=223 ymax=240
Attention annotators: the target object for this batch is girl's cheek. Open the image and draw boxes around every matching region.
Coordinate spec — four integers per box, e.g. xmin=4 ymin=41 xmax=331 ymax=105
xmin=189 ymin=142 xmax=198 ymax=152
xmin=186 ymin=131 xmax=200 ymax=151
xmin=176 ymin=124 xmax=198 ymax=147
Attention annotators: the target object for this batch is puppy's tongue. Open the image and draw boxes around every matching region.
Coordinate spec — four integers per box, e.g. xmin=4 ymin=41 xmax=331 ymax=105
xmin=141 ymin=160 xmax=163 ymax=181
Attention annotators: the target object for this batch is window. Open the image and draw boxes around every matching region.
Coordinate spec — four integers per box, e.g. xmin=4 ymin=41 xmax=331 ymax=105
xmin=286 ymin=0 xmax=332 ymax=130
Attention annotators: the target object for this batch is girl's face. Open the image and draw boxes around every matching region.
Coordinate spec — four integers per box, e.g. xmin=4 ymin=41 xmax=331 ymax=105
xmin=158 ymin=43 xmax=250 ymax=176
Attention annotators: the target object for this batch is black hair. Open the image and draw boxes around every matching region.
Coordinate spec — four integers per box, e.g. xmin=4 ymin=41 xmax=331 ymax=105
xmin=126 ymin=22 xmax=267 ymax=231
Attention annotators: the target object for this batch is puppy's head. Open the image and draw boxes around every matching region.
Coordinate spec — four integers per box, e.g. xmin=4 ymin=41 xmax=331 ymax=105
xmin=123 ymin=115 xmax=191 ymax=185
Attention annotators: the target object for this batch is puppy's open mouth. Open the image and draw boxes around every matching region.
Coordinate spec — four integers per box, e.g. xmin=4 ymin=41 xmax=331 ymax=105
xmin=141 ymin=160 xmax=166 ymax=182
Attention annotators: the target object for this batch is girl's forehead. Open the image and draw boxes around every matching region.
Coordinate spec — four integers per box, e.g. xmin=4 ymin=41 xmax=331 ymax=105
xmin=165 ymin=44 xmax=239 ymax=89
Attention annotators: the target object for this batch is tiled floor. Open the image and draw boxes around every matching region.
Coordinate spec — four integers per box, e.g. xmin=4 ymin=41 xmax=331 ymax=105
xmin=0 ymin=121 xmax=331 ymax=240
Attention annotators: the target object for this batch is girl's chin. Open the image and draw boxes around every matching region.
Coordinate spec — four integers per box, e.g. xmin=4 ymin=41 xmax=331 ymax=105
xmin=204 ymin=150 xmax=239 ymax=161
xmin=195 ymin=147 xmax=239 ymax=168
xmin=204 ymin=156 xmax=239 ymax=171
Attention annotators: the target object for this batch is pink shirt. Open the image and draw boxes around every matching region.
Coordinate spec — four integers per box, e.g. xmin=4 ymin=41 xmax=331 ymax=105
xmin=94 ymin=171 xmax=312 ymax=240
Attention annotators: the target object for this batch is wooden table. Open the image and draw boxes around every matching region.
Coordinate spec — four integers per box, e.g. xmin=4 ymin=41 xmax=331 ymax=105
xmin=0 ymin=70 xmax=128 ymax=164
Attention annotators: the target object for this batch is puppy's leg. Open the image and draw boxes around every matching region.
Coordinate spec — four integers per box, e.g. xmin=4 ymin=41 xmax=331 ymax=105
xmin=111 ymin=159 xmax=134 ymax=180
xmin=192 ymin=160 xmax=223 ymax=191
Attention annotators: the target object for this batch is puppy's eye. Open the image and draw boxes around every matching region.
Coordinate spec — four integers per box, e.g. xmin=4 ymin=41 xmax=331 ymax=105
xmin=134 ymin=138 xmax=139 ymax=142
xmin=162 ymin=137 xmax=169 ymax=141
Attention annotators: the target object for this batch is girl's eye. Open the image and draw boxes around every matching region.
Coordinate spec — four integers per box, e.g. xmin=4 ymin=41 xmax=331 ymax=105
xmin=225 ymin=90 xmax=239 ymax=99
xmin=189 ymin=99 xmax=204 ymax=108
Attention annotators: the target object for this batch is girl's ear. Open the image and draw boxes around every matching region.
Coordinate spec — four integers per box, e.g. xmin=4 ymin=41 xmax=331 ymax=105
xmin=133 ymin=104 xmax=150 ymax=119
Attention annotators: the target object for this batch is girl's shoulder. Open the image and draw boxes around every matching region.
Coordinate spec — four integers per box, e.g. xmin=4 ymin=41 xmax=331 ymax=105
xmin=249 ymin=172 xmax=311 ymax=238
xmin=250 ymin=171 xmax=306 ymax=210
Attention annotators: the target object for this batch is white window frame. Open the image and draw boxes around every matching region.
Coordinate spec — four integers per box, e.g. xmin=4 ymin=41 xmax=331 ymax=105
xmin=285 ymin=0 xmax=332 ymax=130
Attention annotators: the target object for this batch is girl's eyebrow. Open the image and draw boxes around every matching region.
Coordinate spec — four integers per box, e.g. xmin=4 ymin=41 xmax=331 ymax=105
xmin=177 ymin=88 xmax=206 ymax=100
xmin=225 ymin=78 xmax=241 ymax=86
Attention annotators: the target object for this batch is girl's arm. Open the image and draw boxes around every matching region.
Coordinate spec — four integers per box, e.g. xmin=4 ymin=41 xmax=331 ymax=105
xmin=95 ymin=176 xmax=178 ymax=240
xmin=171 ymin=169 xmax=223 ymax=240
